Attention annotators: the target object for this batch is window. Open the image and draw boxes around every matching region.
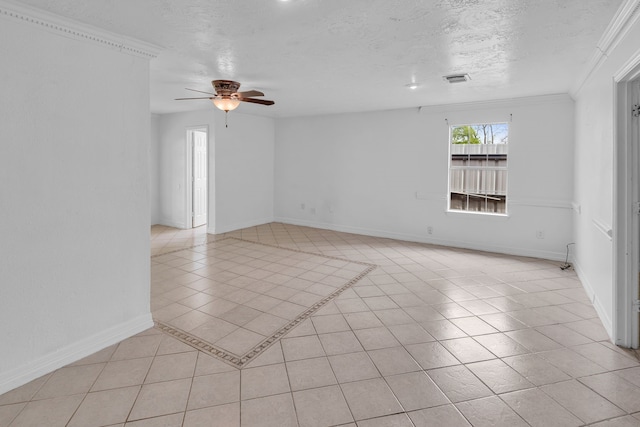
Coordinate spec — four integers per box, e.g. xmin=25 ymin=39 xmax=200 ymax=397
xmin=448 ymin=122 xmax=509 ymax=214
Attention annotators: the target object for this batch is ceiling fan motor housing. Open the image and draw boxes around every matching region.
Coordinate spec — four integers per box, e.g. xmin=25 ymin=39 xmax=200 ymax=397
xmin=213 ymin=80 xmax=241 ymax=96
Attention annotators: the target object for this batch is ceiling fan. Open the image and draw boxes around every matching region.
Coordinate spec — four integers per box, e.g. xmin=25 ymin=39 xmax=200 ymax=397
xmin=176 ymin=80 xmax=274 ymax=126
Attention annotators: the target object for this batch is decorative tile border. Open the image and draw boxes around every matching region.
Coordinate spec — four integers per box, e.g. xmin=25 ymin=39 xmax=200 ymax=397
xmin=152 ymin=235 xmax=374 ymax=268
xmin=150 ymin=237 xmax=220 ymax=259
xmin=153 ymin=237 xmax=376 ymax=368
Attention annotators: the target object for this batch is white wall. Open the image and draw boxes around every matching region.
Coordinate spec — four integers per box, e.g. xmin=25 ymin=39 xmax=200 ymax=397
xmin=572 ymin=10 xmax=640 ymax=339
xmin=150 ymin=113 xmax=161 ymax=225
xmin=157 ymin=109 xmax=275 ymax=233
xmin=275 ymin=95 xmax=575 ymax=260
xmin=0 ymin=13 xmax=154 ymax=393
xmin=212 ymin=110 xmax=275 ymax=233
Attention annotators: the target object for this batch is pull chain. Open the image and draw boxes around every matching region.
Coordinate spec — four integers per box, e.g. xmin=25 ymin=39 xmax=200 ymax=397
xmin=225 ymin=112 xmax=228 ymax=128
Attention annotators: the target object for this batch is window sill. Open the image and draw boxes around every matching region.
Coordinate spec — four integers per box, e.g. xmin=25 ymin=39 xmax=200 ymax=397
xmin=445 ymin=210 xmax=510 ymax=220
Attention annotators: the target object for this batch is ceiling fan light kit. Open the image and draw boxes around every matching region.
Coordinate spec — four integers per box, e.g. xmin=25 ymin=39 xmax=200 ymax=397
xmin=176 ymin=79 xmax=274 ymax=127
xmin=212 ymin=96 xmax=240 ymax=112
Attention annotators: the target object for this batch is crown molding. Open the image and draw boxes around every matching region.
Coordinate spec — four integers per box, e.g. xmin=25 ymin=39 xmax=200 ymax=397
xmin=0 ymin=0 xmax=162 ymax=59
xmin=417 ymin=93 xmax=573 ymax=115
xmin=571 ymin=0 xmax=640 ymax=97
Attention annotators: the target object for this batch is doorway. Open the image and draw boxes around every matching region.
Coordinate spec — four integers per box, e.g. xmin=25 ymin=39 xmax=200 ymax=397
xmin=634 ymin=79 xmax=640 ymax=349
xmin=614 ymin=67 xmax=640 ymax=349
xmin=186 ymin=127 xmax=208 ymax=229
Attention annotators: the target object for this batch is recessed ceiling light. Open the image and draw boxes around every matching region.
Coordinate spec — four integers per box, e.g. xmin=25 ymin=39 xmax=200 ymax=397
xmin=405 ymin=83 xmax=419 ymax=89
xmin=443 ymin=73 xmax=471 ymax=84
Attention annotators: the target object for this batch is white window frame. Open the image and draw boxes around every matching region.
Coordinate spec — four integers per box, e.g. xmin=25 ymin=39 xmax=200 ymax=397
xmin=446 ymin=122 xmax=509 ymax=216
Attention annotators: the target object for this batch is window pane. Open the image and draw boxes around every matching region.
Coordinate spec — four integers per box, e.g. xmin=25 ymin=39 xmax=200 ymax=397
xmin=448 ymin=122 xmax=508 ymax=214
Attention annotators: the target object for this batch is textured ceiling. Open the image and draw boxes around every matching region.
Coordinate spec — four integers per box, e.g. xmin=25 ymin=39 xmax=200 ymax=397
xmin=14 ymin=0 xmax=623 ymax=117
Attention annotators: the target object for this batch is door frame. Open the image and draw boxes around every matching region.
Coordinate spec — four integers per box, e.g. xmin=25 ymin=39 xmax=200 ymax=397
xmin=613 ymin=53 xmax=640 ymax=349
xmin=185 ymin=125 xmax=209 ymax=229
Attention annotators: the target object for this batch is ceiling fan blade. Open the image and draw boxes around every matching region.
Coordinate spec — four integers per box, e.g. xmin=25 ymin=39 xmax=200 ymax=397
xmin=239 ymin=97 xmax=275 ymax=106
xmin=236 ymin=90 xmax=264 ymax=98
xmin=186 ymin=88 xmax=217 ymax=96
xmin=175 ymin=96 xmax=214 ymax=100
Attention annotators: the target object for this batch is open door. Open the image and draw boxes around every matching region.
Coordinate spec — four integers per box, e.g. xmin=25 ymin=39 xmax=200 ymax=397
xmin=634 ymin=80 xmax=640 ymax=347
xmin=615 ymin=74 xmax=640 ymax=349
xmin=191 ymin=129 xmax=208 ymax=228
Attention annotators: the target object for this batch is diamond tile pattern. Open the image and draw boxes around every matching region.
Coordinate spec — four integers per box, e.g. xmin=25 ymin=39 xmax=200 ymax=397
xmin=153 ymin=236 xmax=374 ymax=367
xmin=1 ymin=223 xmax=639 ymax=426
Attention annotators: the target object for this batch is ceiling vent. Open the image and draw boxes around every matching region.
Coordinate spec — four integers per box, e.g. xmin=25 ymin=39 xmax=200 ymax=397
xmin=443 ymin=73 xmax=470 ymax=84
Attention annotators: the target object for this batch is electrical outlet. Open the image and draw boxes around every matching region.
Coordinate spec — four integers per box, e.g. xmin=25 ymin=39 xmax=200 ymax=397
xmin=310 ymin=208 xmax=316 ymax=215
xmin=427 ymin=226 xmax=433 ymax=235
xmin=536 ymin=230 xmax=545 ymax=239
xmin=300 ymin=203 xmax=305 ymax=210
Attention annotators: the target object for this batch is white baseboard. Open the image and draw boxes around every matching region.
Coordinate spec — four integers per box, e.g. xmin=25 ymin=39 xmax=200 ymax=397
xmin=0 ymin=313 xmax=153 ymax=395
xmin=274 ymin=217 xmax=566 ymax=261
xmin=215 ymin=217 xmax=275 ymax=234
xmin=572 ymin=260 xmax=614 ymax=341
xmin=158 ymin=218 xmax=185 ymax=229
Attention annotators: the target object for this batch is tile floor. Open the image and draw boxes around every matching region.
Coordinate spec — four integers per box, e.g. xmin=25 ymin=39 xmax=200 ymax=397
xmin=2 ymin=223 xmax=640 ymax=427
xmin=152 ymin=236 xmax=375 ymax=367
